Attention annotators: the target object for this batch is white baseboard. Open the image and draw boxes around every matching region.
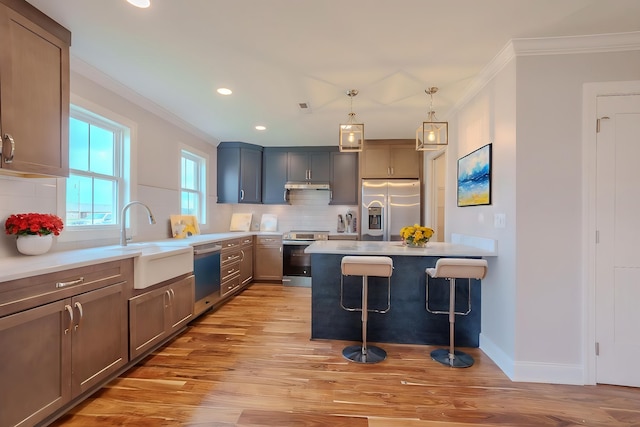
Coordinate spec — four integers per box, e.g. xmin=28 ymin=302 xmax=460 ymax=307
xmin=480 ymin=333 xmax=586 ymax=385
xmin=513 ymin=361 xmax=585 ymax=385
xmin=479 ymin=333 xmax=514 ymax=379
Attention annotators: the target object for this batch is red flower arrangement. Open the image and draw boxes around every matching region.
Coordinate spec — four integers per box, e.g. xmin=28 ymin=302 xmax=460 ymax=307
xmin=5 ymin=213 xmax=64 ymax=237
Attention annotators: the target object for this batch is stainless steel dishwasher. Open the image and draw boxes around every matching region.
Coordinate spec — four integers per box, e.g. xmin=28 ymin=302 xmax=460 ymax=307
xmin=193 ymin=242 xmax=222 ymax=317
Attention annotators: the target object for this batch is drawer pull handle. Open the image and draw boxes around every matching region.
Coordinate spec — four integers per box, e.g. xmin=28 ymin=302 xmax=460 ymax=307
xmin=74 ymin=302 xmax=83 ymax=331
xmin=64 ymin=304 xmax=74 ymax=334
xmin=56 ymin=277 xmax=84 ymax=288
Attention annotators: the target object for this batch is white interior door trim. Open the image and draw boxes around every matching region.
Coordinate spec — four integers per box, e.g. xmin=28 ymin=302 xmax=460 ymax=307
xmin=582 ymin=80 xmax=640 ymax=385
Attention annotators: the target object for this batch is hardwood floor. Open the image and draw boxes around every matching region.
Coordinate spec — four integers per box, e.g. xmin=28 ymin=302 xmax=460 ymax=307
xmin=52 ymin=284 xmax=640 ymax=426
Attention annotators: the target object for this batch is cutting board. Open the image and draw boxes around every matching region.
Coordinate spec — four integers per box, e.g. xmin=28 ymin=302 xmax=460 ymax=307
xmin=229 ymin=213 xmax=252 ymax=231
xmin=260 ymin=214 xmax=278 ymax=232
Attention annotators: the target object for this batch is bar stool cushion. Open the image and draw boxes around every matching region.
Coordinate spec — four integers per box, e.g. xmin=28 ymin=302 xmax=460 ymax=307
xmin=426 ymin=258 xmax=488 ymax=280
xmin=341 ymin=256 xmax=393 ymax=277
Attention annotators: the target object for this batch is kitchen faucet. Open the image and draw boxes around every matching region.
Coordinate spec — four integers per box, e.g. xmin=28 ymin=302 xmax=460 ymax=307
xmin=120 ymin=201 xmax=156 ymax=246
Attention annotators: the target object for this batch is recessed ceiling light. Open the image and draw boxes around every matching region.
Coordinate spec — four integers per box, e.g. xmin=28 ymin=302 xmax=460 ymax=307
xmin=217 ymin=88 xmax=233 ymax=95
xmin=126 ymin=0 xmax=151 ymax=8
xmin=255 ymin=125 xmax=267 ymax=131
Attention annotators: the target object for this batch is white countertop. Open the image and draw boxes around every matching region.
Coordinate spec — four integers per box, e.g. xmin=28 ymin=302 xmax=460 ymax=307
xmin=304 ymin=240 xmax=497 ymax=257
xmin=0 ymin=231 xmax=283 ymax=284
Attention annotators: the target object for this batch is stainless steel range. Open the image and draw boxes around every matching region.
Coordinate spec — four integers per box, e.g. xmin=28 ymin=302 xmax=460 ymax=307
xmin=282 ymin=230 xmax=329 ymax=287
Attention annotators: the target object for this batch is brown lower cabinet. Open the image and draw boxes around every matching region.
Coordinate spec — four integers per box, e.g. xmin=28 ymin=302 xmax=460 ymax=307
xmin=239 ymin=236 xmax=254 ymax=286
xmin=129 ymin=274 xmax=195 ymax=359
xmin=0 ymin=272 xmax=128 ymax=427
xmin=0 ymin=258 xmax=196 ymax=427
xmin=254 ymin=235 xmax=283 ymax=281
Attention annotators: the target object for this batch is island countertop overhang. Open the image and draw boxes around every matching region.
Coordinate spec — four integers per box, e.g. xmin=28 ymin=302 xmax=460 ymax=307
xmin=304 ymin=240 xmax=497 ymax=258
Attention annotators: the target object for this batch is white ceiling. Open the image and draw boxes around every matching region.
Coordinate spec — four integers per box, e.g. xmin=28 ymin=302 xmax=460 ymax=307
xmin=27 ymin=0 xmax=640 ymax=147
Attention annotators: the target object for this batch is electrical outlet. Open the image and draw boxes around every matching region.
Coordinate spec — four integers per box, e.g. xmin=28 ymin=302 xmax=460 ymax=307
xmin=494 ymin=213 xmax=506 ymax=228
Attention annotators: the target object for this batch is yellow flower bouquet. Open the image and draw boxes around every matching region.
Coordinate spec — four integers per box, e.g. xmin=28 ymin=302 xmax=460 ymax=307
xmin=400 ymin=224 xmax=434 ymax=247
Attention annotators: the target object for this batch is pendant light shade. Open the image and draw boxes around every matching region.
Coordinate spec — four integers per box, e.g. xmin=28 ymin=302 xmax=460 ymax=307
xmin=416 ymin=87 xmax=448 ymax=151
xmin=339 ymin=89 xmax=364 ymax=152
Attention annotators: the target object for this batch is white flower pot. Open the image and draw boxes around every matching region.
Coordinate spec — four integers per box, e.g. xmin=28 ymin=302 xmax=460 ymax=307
xmin=16 ymin=234 xmax=53 ymax=255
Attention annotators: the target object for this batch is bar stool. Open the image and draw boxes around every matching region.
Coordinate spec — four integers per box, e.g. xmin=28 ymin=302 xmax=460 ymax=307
xmin=426 ymin=258 xmax=488 ymax=368
xmin=340 ymin=256 xmax=393 ymax=364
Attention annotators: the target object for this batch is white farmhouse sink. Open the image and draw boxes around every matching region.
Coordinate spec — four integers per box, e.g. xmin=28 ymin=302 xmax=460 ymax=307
xmin=108 ymin=243 xmax=193 ymax=289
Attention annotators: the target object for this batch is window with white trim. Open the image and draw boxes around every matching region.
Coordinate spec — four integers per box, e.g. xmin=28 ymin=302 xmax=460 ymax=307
xmin=181 ymin=149 xmax=207 ymax=225
xmin=66 ymin=106 xmax=128 ymax=227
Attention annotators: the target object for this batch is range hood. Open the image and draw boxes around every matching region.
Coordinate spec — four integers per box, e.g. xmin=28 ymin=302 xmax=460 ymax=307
xmin=284 ymin=182 xmax=330 ymax=190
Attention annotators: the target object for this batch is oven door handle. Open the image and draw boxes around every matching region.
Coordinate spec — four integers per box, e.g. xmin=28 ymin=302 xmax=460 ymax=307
xmin=194 ymin=245 xmax=222 ymax=255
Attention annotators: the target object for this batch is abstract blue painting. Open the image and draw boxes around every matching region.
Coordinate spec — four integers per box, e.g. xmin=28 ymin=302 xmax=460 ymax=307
xmin=457 ymin=143 xmax=492 ymax=207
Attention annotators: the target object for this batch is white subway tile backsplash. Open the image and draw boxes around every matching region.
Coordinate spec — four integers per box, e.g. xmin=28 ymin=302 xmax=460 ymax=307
xmin=0 ymin=176 xmax=60 ymax=258
xmin=230 ymin=190 xmax=357 ymax=233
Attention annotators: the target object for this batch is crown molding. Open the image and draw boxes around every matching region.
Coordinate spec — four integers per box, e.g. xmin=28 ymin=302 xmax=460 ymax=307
xmin=450 ymin=32 xmax=640 ymax=117
xmin=70 ymin=55 xmax=218 ymax=145
xmin=511 ymin=31 xmax=640 ymax=56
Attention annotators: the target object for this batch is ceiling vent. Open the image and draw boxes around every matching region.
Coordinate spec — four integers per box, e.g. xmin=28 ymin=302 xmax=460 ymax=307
xmin=298 ymin=102 xmax=312 ymax=113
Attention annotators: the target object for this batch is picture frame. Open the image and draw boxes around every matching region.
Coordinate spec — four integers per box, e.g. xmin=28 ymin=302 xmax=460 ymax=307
xmin=170 ymin=214 xmax=200 ymax=238
xmin=457 ymin=143 xmax=492 ymax=207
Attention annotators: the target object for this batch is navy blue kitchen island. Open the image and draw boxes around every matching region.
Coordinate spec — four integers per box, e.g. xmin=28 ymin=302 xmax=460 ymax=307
xmin=305 ymin=240 xmax=496 ymax=348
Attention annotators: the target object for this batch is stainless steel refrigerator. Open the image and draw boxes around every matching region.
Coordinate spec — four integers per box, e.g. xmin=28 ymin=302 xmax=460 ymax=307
xmin=361 ymin=179 xmax=421 ymax=241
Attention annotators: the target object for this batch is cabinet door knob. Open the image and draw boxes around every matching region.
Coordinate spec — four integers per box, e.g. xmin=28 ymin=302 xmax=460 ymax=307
xmin=240 ymin=189 xmax=245 ymax=200
xmin=2 ymin=134 xmax=15 ymax=164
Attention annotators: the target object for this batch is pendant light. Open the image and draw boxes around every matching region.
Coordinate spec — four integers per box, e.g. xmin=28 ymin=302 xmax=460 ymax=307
xmin=416 ymin=87 xmax=448 ymax=151
xmin=339 ymin=89 xmax=364 ymax=152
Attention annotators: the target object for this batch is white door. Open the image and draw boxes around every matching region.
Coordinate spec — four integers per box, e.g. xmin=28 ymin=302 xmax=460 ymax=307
xmin=595 ymin=94 xmax=640 ymax=387
xmin=432 ymin=153 xmax=446 ymax=242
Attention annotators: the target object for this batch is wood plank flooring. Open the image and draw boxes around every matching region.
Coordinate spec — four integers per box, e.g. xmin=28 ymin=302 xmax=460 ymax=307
xmin=51 ymin=284 xmax=640 ymax=426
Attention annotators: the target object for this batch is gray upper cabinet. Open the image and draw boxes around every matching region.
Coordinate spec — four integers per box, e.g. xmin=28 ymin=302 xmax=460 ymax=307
xmin=217 ymin=142 xmax=263 ymax=204
xmin=287 ymin=149 xmax=331 ymax=183
xmin=262 ymin=148 xmax=288 ymax=204
xmin=330 ymin=151 xmax=358 ymax=205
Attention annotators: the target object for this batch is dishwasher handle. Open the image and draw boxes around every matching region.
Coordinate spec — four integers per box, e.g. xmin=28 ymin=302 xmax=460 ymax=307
xmin=193 ymin=245 xmax=222 ymax=255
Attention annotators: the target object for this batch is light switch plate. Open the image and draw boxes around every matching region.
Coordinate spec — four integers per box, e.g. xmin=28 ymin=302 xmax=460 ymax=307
xmin=494 ymin=213 xmax=506 ymax=228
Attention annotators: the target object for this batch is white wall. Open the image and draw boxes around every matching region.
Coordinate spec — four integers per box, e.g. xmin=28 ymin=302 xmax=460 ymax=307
xmin=513 ymin=50 xmax=640 ymax=382
xmin=0 ymin=69 xmax=220 ymax=257
xmin=447 ymin=43 xmax=640 ymax=383
xmin=0 ymin=67 xmax=358 ymax=258
xmin=447 ymin=60 xmax=518 ymax=375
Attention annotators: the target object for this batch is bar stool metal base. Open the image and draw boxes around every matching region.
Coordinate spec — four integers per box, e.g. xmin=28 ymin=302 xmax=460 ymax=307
xmin=343 ymin=345 xmax=387 ymax=364
xmin=430 ymin=348 xmax=474 ymax=368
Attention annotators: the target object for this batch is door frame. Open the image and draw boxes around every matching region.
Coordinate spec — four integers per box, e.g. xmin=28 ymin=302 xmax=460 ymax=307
xmin=423 ymin=148 xmax=447 ymax=240
xmin=582 ymin=80 xmax=640 ymax=385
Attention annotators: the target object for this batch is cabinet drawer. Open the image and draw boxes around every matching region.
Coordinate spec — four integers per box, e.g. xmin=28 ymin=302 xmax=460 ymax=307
xmin=240 ymin=236 xmax=253 ymax=247
xmin=256 ymin=236 xmax=282 ymax=246
xmin=0 ymin=259 xmax=133 ymax=318
xmin=221 ymin=263 xmax=241 ymax=283
xmin=221 ymin=266 xmax=240 ymax=296
xmin=221 ymin=249 xmax=242 ymax=267
xmin=221 ymin=277 xmax=241 ymax=296
xmin=219 ymin=238 xmax=242 ymax=251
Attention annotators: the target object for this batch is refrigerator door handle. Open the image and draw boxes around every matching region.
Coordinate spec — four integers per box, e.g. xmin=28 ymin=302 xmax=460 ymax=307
xmin=386 ymin=196 xmax=391 ymax=241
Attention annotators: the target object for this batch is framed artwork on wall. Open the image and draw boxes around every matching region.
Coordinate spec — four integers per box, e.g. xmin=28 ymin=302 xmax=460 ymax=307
xmin=457 ymin=143 xmax=492 ymax=207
